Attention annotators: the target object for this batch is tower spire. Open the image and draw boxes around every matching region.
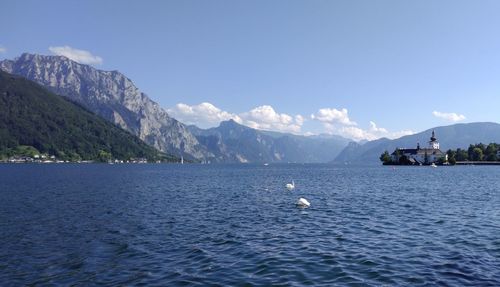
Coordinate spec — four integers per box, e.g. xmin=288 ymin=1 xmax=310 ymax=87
xmin=429 ymin=130 xmax=439 ymax=149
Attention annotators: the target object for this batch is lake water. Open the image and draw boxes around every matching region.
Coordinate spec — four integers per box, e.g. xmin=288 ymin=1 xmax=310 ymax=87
xmin=0 ymin=164 xmax=499 ymax=286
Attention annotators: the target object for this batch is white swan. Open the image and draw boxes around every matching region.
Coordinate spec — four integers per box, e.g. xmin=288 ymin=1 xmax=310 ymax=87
xmin=285 ymin=180 xmax=295 ymax=191
xmin=296 ymin=197 xmax=310 ymax=208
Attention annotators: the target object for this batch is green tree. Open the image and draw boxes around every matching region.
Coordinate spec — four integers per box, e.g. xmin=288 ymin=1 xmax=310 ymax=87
xmin=399 ymin=154 xmax=411 ymax=165
xmin=394 ymin=149 xmax=401 ymax=159
xmin=456 ymin=148 xmax=468 ymax=161
xmin=446 ymin=149 xmax=456 ymax=160
xmin=68 ymin=151 xmax=82 ymax=162
xmin=14 ymin=145 xmax=40 ymax=157
xmin=380 ymin=150 xmax=392 ymax=164
xmin=390 ymin=149 xmax=401 ymax=164
xmin=472 ymin=147 xmax=483 ymax=161
xmin=486 ymin=153 xmax=498 ymax=161
xmin=485 ymin=143 xmax=498 ymax=161
xmin=446 ymin=149 xmax=456 ymax=165
xmin=468 ymin=144 xmax=475 ymax=160
xmin=477 ymin=143 xmax=486 ymax=153
xmin=97 ymin=150 xmax=112 ymax=162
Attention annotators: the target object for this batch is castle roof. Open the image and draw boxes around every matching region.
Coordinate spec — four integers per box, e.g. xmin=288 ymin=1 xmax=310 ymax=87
xmin=392 ymin=148 xmax=417 ymax=155
xmin=430 ymin=130 xmax=437 ymax=142
xmin=392 ymin=148 xmax=444 ymax=156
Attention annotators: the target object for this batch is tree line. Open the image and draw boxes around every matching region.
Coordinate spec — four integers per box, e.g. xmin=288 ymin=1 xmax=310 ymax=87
xmin=380 ymin=143 xmax=500 ymax=165
xmin=446 ymin=143 xmax=499 ymax=165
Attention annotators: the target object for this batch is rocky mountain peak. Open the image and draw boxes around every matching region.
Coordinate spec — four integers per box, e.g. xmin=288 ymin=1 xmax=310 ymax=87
xmin=0 ymin=53 xmax=210 ymax=160
xmin=219 ymin=119 xmax=243 ymax=128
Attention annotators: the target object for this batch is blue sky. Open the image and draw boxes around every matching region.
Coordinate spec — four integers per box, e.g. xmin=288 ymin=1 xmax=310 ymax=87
xmin=1 ymin=0 xmax=500 ymax=140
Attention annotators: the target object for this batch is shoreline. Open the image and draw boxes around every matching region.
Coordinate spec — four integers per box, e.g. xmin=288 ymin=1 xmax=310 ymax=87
xmin=455 ymin=161 xmax=500 ymax=165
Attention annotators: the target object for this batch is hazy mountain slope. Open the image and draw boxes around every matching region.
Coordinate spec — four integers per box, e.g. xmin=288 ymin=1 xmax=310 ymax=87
xmin=0 ymin=70 xmax=172 ymax=161
xmin=189 ymin=120 xmax=350 ymax=163
xmin=0 ymin=53 xmax=209 ymax=160
xmin=333 ymin=122 xmax=500 ymax=164
xmin=333 ymin=138 xmax=391 ymax=164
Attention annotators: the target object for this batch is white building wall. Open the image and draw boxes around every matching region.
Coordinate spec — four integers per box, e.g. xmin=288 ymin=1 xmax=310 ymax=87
xmin=429 ymin=142 xmax=439 ymax=149
xmin=409 ymin=152 xmax=444 ymax=164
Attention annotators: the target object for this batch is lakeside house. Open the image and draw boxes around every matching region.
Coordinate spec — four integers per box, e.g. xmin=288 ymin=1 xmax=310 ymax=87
xmin=391 ymin=130 xmax=447 ymax=165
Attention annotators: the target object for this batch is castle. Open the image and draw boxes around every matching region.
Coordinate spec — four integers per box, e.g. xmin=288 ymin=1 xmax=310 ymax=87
xmin=391 ymin=130 xmax=447 ymax=165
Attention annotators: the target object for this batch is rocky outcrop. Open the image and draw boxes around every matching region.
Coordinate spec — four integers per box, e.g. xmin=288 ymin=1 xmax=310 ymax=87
xmin=0 ymin=53 xmax=209 ymax=160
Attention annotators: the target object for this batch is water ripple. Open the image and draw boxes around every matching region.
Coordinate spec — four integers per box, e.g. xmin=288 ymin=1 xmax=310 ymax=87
xmin=0 ymin=164 xmax=499 ymax=286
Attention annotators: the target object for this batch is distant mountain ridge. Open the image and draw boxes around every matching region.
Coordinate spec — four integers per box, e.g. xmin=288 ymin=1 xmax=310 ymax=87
xmin=0 ymin=53 xmax=210 ymax=160
xmin=189 ymin=119 xmax=350 ymax=163
xmin=0 ymin=53 xmax=354 ymax=163
xmin=0 ymin=70 xmax=170 ymax=161
xmin=333 ymin=122 xmax=500 ymax=164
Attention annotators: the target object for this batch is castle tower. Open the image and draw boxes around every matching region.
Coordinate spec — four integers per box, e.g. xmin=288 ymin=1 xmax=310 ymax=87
xmin=428 ymin=130 xmax=439 ymax=149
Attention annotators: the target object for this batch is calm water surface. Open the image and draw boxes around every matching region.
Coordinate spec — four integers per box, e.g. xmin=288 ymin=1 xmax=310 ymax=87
xmin=0 ymin=164 xmax=499 ymax=286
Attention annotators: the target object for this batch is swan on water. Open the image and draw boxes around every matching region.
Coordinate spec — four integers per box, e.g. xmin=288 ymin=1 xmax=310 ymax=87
xmin=285 ymin=180 xmax=295 ymax=191
xmin=296 ymin=197 xmax=310 ymax=208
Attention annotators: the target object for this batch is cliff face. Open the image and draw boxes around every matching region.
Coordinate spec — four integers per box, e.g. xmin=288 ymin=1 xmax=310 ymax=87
xmin=0 ymin=53 xmax=209 ymax=160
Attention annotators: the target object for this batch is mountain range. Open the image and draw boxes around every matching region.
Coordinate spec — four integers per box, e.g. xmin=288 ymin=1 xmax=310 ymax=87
xmin=2 ymin=53 xmax=500 ymax=164
xmin=0 ymin=53 xmax=350 ymax=163
xmin=189 ymin=119 xmax=350 ymax=163
xmin=333 ymin=122 xmax=500 ymax=164
xmin=0 ymin=70 xmax=170 ymax=162
xmin=0 ymin=53 xmax=209 ymax=160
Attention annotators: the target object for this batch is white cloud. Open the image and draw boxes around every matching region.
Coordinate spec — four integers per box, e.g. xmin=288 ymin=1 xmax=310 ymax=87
xmin=368 ymin=121 xmax=413 ymax=139
xmin=48 ymin=45 xmax=103 ymax=65
xmin=368 ymin=121 xmax=388 ymax=134
xmin=310 ymin=107 xmax=412 ymax=141
xmin=325 ymin=121 xmax=414 ymax=141
xmin=432 ymin=111 xmax=466 ymax=122
xmin=240 ymin=105 xmax=304 ymax=133
xmin=310 ymin=108 xmax=357 ymax=126
xmin=168 ymin=102 xmax=304 ymax=133
xmin=170 ymin=103 xmax=413 ymax=140
xmin=295 ymin=115 xmax=305 ymax=126
xmin=0 ymin=45 xmax=6 ymax=53
xmin=338 ymin=126 xmax=376 ymax=141
xmin=167 ymin=102 xmax=242 ymax=128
